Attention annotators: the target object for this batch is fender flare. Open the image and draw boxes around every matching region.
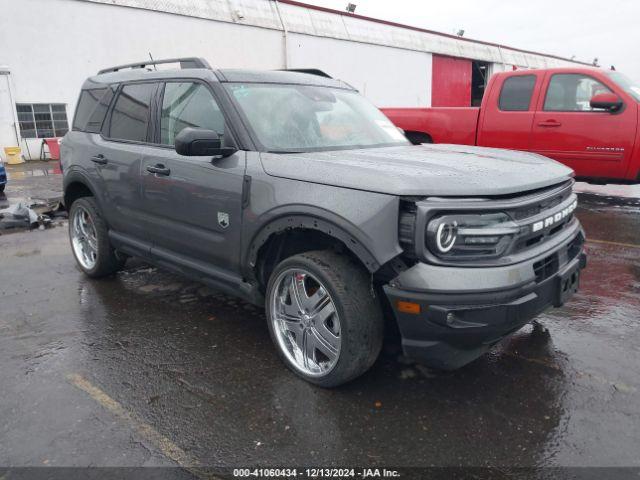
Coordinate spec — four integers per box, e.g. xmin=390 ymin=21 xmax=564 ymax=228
xmin=244 ymin=212 xmax=382 ymax=277
xmin=63 ymin=169 xmax=101 ymax=208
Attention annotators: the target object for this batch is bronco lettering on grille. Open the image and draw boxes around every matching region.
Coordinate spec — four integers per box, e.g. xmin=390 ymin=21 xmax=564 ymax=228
xmin=531 ymin=200 xmax=577 ymax=233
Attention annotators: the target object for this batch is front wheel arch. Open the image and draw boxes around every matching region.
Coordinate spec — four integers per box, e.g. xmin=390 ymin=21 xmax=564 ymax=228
xmin=245 ymin=215 xmax=381 ymax=285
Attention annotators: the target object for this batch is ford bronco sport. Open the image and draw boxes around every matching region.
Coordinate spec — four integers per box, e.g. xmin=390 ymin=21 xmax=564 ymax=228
xmin=62 ymin=58 xmax=586 ymax=387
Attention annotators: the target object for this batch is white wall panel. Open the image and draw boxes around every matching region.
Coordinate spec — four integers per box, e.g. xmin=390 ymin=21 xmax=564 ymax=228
xmin=288 ymin=34 xmax=432 ymax=107
xmin=0 ymin=72 xmax=19 ymax=156
xmin=0 ymin=0 xmax=285 ymax=156
xmin=0 ymin=0 xmax=284 ymax=107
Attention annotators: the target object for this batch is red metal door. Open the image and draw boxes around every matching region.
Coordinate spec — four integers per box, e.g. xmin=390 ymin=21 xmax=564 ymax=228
xmin=432 ymin=55 xmax=472 ymax=107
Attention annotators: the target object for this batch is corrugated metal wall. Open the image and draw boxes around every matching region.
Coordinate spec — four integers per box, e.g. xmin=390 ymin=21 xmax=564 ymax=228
xmin=75 ymin=0 xmax=583 ymax=70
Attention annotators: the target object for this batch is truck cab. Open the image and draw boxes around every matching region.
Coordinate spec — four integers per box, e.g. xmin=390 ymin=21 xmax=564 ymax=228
xmin=384 ymin=68 xmax=640 ymax=184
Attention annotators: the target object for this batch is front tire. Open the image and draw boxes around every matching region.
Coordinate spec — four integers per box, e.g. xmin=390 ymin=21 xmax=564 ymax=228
xmin=68 ymin=197 xmax=125 ymax=278
xmin=266 ymin=250 xmax=384 ymax=387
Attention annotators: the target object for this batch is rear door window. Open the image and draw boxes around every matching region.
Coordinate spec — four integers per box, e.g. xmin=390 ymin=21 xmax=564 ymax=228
xmin=108 ymin=83 xmax=156 ymax=142
xmin=159 ymin=82 xmax=225 ymax=146
xmin=73 ymin=87 xmax=115 ymax=133
xmin=498 ymin=75 xmax=537 ymax=111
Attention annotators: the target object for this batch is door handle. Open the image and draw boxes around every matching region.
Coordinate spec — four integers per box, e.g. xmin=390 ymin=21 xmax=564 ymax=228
xmin=90 ymin=154 xmax=108 ymax=165
xmin=537 ymin=120 xmax=562 ymax=127
xmin=146 ymin=164 xmax=171 ymax=176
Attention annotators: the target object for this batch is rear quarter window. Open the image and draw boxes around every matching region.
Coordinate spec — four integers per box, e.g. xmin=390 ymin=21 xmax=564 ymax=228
xmin=498 ymin=75 xmax=537 ymax=111
xmin=73 ymin=87 xmax=115 ymax=133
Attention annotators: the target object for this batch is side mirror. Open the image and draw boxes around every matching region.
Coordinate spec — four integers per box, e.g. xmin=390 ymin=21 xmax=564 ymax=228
xmin=590 ymin=93 xmax=623 ymax=112
xmin=174 ymin=128 xmax=236 ymax=157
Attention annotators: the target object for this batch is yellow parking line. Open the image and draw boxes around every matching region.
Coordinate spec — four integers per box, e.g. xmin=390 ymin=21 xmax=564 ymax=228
xmin=66 ymin=373 xmax=217 ymax=479
xmin=588 ymin=239 xmax=640 ymax=249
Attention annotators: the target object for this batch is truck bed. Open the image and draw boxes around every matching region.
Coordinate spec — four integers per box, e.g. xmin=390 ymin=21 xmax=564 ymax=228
xmin=382 ymin=107 xmax=480 ymax=146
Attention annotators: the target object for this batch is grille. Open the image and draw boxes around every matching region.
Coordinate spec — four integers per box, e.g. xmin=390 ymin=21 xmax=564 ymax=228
xmin=509 ymin=181 xmax=573 ymax=220
xmin=567 ymin=232 xmax=585 ymax=261
xmin=510 ymin=181 xmax=577 ymax=255
xmin=534 ymin=253 xmax=559 ymax=283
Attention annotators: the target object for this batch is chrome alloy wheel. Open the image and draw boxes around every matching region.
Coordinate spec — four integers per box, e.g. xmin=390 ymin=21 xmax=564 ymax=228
xmin=270 ymin=268 xmax=341 ymax=377
xmin=71 ymin=205 xmax=98 ymax=270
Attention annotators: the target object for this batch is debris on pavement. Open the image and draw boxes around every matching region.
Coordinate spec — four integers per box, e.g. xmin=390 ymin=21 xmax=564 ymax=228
xmin=0 ymin=198 xmax=66 ymax=233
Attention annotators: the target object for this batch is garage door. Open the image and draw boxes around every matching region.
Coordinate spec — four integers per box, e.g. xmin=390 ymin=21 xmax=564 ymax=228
xmin=431 ymin=55 xmax=472 ymax=107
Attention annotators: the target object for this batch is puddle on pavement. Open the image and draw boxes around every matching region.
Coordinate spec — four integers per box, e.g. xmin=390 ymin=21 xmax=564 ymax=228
xmin=6 ymin=162 xmax=62 ymax=179
xmin=1 ymin=167 xmax=640 ymax=468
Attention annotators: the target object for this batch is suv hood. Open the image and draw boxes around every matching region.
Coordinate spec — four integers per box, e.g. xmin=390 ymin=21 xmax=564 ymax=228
xmin=260 ymin=144 xmax=574 ymax=196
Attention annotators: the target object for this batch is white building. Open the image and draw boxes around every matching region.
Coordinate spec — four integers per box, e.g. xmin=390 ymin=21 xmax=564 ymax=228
xmin=0 ymin=0 xmax=587 ymax=160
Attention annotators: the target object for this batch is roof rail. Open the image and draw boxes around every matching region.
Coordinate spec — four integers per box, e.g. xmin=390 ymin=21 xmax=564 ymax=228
xmin=279 ymin=68 xmax=333 ymax=78
xmin=98 ymin=57 xmax=211 ymax=75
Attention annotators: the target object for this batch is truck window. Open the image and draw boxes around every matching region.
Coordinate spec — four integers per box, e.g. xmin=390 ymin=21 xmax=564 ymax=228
xmin=160 ymin=82 xmax=225 ymax=145
xmin=498 ymin=75 xmax=536 ymax=111
xmin=73 ymin=87 xmax=115 ymax=133
xmin=108 ymin=83 xmax=156 ymax=142
xmin=544 ymin=74 xmax=612 ymax=112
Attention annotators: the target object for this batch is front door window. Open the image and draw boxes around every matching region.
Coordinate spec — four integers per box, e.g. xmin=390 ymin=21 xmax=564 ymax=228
xmin=160 ymin=82 xmax=225 ymax=146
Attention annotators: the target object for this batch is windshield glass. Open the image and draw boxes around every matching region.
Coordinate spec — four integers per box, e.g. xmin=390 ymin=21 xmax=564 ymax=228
xmin=225 ymin=83 xmax=409 ymax=152
xmin=606 ymin=71 xmax=640 ymax=102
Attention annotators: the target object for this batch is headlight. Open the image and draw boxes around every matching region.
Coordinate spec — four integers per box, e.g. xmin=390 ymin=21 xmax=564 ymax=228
xmin=426 ymin=213 xmax=519 ymax=258
xmin=434 ymin=220 xmax=457 ymax=253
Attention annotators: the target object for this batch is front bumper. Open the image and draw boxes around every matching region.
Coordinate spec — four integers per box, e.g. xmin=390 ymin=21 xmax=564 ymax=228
xmin=383 ymin=225 xmax=586 ymax=370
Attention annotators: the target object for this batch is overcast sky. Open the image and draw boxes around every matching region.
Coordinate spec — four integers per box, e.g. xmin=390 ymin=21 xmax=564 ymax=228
xmin=303 ymin=0 xmax=640 ymax=80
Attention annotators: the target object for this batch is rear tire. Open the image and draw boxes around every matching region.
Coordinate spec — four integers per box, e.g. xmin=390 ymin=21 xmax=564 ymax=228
xmin=68 ymin=197 xmax=125 ymax=278
xmin=266 ymin=250 xmax=384 ymax=387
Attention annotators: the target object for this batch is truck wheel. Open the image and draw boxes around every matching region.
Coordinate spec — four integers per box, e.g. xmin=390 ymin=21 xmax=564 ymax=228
xmin=404 ymin=131 xmax=432 ymax=145
xmin=68 ymin=197 xmax=125 ymax=278
xmin=266 ymin=250 xmax=384 ymax=387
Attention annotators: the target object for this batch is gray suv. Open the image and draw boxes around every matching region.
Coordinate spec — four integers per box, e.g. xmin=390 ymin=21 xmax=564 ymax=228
xmin=62 ymin=58 xmax=586 ymax=387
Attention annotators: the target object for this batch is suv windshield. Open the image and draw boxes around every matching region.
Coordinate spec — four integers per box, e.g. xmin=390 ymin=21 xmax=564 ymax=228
xmin=225 ymin=83 xmax=409 ymax=152
xmin=606 ymin=71 xmax=640 ymax=102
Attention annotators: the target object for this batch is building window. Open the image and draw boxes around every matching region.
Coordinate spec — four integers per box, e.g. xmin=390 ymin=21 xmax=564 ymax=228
xmin=16 ymin=103 xmax=69 ymax=139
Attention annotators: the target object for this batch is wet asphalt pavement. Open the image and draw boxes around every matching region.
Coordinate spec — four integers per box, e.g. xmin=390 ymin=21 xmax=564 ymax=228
xmin=1 ymin=162 xmax=639 ymax=478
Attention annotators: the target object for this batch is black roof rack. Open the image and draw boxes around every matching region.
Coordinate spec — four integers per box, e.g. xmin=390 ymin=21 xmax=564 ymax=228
xmin=279 ymin=68 xmax=333 ymax=78
xmin=98 ymin=57 xmax=211 ymax=75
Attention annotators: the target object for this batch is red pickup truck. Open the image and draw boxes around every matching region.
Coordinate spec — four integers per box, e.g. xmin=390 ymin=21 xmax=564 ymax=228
xmin=383 ymin=68 xmax=640 ymax=184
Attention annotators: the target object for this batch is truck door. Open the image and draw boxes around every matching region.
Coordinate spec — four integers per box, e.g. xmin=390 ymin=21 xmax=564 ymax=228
xmin=530 ymin=72 xmax=636 ymax=180
xmin=477 ymin=72 xmax=541 ymax=150
xmin=141 ymin=81 xmax=246 ymax=275
xmin=95 ymin=82 xmax=159 ymax=248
